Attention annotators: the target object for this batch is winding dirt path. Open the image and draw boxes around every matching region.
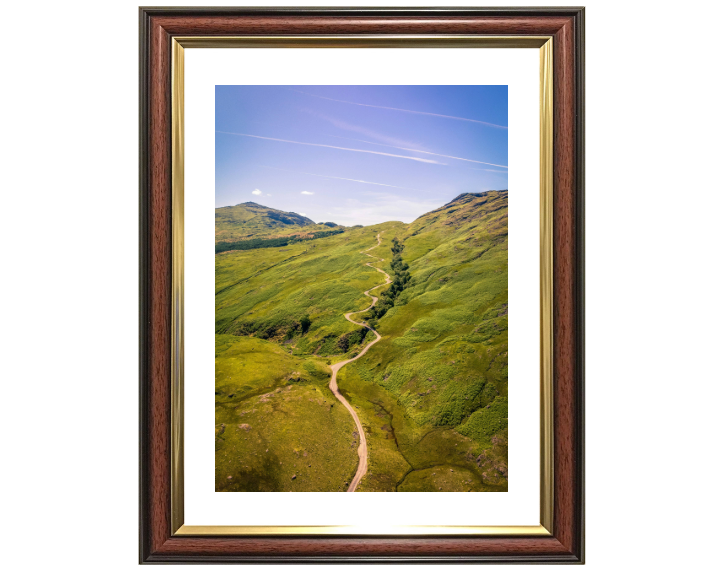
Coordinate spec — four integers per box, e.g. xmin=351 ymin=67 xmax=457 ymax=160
xmin=329 ymin=232 xmax=391 ymax=492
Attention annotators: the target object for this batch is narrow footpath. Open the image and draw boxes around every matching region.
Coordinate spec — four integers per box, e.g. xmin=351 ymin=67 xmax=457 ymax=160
xmin=328 ymin=233 xmax=391 ymax=492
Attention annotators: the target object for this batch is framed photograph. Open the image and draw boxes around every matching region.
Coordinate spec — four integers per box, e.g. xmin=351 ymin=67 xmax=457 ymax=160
xmin=139 ymin=6 xmax=584 ymax=563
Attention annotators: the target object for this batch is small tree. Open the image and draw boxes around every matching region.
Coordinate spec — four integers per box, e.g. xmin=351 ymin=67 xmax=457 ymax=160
xmin=299 ymin=314 xmax=311 ymax=334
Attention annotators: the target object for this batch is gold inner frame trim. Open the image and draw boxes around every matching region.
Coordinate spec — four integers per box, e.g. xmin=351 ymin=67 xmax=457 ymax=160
xmin=170 ymin=35 xmax=554 ymax=537
xmin=538 ymin=39 xmax=555 ymax=533
xmin=171 ymin=37 xmax=185 ymax=534
xmin=176 ymin=525 xmax=552 ymax=537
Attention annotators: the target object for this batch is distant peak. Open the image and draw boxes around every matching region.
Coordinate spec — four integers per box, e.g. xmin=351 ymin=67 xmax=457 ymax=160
xmin=409 ymin=190 xmax=508 ymax=223
xmin=447 ymin=190 xmax=507 ymax=204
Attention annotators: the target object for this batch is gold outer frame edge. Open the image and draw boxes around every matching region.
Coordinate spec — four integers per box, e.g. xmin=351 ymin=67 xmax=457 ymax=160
xmin=170 ymin=35 xmax=554 ymax=537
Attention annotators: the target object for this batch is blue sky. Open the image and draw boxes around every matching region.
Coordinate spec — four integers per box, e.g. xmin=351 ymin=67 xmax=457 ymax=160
xmin=216 ymin=85 xmax=507 ymax=226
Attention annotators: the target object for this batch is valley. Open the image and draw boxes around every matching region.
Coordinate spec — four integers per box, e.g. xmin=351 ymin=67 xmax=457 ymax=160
xmin=215 ymin=191 xmax=509 ymax=492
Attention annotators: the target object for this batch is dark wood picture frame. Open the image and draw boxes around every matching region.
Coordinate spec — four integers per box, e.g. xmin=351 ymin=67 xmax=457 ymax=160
xmin=139 ymin=6 xmax=584 ymax=563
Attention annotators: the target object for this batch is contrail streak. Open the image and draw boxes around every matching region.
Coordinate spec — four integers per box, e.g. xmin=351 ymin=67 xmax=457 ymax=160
xmin=325 ymin=134 xmax=508 ymax=169
xmin=287 ymin=88 xmax=508 ymax=129
xmin=467 ymin=167 xmax=508 ymax=174
xmin=216 ymin=131 xmax=445 ymax=165
xmin=256 ymin=165 xmax=429 ymax=192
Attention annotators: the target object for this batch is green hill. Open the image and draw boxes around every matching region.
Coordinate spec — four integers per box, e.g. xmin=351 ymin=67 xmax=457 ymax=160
xmin=215 ymin=202 xmax=339 ymax=244
xmin=215 ymin=190 xmax=508 ymax=492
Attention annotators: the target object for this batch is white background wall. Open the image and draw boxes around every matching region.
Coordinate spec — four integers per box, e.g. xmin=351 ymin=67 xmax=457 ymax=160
xmin=1 ymin=0 xmax=718 ymax=573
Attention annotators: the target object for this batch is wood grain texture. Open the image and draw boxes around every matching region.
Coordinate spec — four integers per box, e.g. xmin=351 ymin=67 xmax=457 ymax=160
xmin=152 ymin=15 xmax=574 ymax=36
xmin=140 ymin=13 xmax=173 ymax=559
xmin=152 ymin=535 xmax=570 ymax=560
xmin=139 ymin=7 xmax=584 ymax=564
xmin=552 ymin=16 xmax=579 ymax=558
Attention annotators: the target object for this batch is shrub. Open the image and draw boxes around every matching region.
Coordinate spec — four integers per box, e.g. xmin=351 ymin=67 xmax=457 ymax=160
xmin=371 ymin=240 xmax=410 ymax=321
xmin=457 ymin=396 xmax=508 ymax=446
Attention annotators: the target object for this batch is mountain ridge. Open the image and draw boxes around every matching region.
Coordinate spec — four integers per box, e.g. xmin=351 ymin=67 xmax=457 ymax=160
xmin=216 ymin=191 xmax=509 ymax=245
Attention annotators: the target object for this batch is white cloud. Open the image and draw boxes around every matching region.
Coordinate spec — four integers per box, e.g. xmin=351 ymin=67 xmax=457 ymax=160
xmin=299 ymin=213 xmax=307 ymax=216
xmin=324 ymin=193 xmax=440 ymax=226
xmin=251 ymin=189 xmax=262 ymax=195
xmin=300 ymin=191 xmax=314 ymax=195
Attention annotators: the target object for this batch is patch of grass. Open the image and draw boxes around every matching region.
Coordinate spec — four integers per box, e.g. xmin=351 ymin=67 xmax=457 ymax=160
xmin=456 ymin=396 xmax=509 ymax=450
xmin=215 ymin=335 xmax=357 ymax=492
xmin=398 ymin=465 xmax=489 ymax=492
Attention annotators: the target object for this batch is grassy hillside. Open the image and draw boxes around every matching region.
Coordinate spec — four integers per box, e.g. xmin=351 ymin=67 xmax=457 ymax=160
xmin=215 ymin=191 xmax=508 ymax=491
xmin=215 ymin=201 xmax=342 ymax=244
xmin=215 ymin=336 xmax=358 ymax=491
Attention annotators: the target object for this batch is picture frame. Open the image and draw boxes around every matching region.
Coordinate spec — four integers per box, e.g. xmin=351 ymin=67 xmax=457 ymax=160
xmin=139 ymin=6 xmax=585 ymax=563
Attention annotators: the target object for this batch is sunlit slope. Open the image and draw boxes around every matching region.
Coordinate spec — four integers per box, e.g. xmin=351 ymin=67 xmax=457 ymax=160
xmin=215 ymin=336 xmax=358 ymax=491
xmin=215 ymin=201 xmax=337 ymax=244
xmin=338 ymin=190 xmax=509 ymax=491
xmin=216 ymin=222 xmax=407 ymax=359
xmin=215 ymin=191 xmax=509 ymax=492
xmin=214 ymin=223 xmax=405 ymax=492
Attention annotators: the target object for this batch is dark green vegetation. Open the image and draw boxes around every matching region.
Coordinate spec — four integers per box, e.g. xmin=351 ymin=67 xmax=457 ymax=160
xmin=366 ymin=237 xmax=410 ymax=326
xmin=216 ymin=191 xmax=508 ymax=492
xmin=215 ymin=228 xmax=344 ymax=254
